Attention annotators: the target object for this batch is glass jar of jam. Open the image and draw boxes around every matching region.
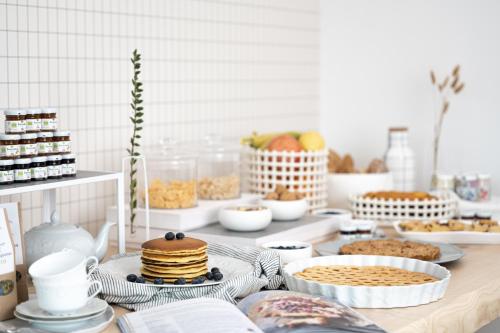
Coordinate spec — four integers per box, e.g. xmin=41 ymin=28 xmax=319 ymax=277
xmin=41 ymin=108 xmax=57 ymax=132
xmin=339 ymin=224 xmax=357 ymax=240
xmin=37 ymin=132 xmax=53 ymax=156
xmin=61 ymin=153 xmax=76 ymax=177
xmin=31 ymin=156 xmax=48 ymax=181
xmin=47 ymin=155 xmax=62 ymax=179
xmin=14 ymin=158 xmax=31 ymax=183
xmin=4 ymin=109 xmax=26 ymax=134
xmin=0 ymin=134 xmax=21 ymax=160
xmin=0 ymin=160 xmax=14 ymax=185
xmin=20 ymin=133 xmax=38 ymax=158
xmin=53 ymin=131 xmax=71 ymax=154
xmin=26 ymin=108 xmax=42 ymax=133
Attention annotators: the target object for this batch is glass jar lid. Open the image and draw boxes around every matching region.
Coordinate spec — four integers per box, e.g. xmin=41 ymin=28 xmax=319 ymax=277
xmin=0 ymin=160 xmax=14 ymax=166
xmin=4 ymin=109 xmax=26 ymax=116
xmin=21 ymin=133 xmax=37 ymax=140
xmin=198 ymin=134 xmax=239 ymax=154
xmin=147 ymin=138 xmax=197 ymax=162
xmin=32 ymin=156 xmax=47 ymax=163
xmin=27 ymin=108 xmax=42 ymax=115
xmin=42 ymin=108 xmax=57 ymax=115
xmin=37 ymin=132 xmax=53 ymax=138
xmin=0 ymin=134 xmax=21 ymax=141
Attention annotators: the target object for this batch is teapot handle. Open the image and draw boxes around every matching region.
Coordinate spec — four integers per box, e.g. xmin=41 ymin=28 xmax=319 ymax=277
xmin=50 ymin=211 xmax=61 ymax=225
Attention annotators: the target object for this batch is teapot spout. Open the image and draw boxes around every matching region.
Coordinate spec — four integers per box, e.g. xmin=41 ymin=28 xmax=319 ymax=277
xmin=93 ymin=221 xmax=116 ymax=261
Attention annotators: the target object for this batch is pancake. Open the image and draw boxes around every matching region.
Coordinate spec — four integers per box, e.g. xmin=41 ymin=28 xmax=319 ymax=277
xmin=140 ymin=267 xmax=207 ymax=279
xmin=141 ymin=257 xmax=208 ymax=267
xmin=142 ymin=237 xmax=207 ymax=254
xmin=141 ymin=253 xmax=208 ymax=263
xmin=142 ymin=263 xmax=207 ymax=274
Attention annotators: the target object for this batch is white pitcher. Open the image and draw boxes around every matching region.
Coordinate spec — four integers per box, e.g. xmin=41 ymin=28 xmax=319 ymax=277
xmin=384 ymin=127 xmax=415 ymax=191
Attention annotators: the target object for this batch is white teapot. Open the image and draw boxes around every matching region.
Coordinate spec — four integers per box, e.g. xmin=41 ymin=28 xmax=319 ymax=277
xmin=25 ymin=212 xmax=115 ymax=267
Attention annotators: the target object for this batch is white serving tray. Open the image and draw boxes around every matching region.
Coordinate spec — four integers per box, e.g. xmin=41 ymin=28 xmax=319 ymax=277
xmin=283 ymin=255 xmax=450 ymax=308
xmin=393 ymin=221 xmax=500 ymax=244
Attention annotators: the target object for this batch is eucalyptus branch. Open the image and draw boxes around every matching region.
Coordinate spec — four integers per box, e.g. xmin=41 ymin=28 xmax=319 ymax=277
xmin=126 ymin=49 xmax=144 ymax=234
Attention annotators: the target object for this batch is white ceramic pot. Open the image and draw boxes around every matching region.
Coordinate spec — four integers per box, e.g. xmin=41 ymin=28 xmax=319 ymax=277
xmin=260 ymin=199 xmax=308 ymax=221
xmin=261 ymin=241 xmax=312 ymax=264
xmin=218 ymin=206 xmax=272 ymax=231
xmin=327 ymin=173 xmax=393 ymax=209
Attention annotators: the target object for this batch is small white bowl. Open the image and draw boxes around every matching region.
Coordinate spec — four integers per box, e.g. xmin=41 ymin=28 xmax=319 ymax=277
xmin=218 ymin=205 xmax=272 ymax=232
xmin=261 ymin=241 xmax=312 ymax=264
xmin=260 ymin=198 xmax=308 ymax=221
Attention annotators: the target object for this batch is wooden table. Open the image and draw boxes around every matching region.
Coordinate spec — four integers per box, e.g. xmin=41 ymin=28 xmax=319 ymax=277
xmin=98 ymin=229 xmax=500 ymax=332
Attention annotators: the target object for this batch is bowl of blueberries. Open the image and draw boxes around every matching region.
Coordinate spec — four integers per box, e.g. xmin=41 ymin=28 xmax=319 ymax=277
xmin=261 ymin=241 xmax=312 ymax=265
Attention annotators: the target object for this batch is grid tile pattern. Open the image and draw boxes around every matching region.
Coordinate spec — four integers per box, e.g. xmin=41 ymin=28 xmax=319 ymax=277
xmin=0 ymin=0 xmax=320 ymax=234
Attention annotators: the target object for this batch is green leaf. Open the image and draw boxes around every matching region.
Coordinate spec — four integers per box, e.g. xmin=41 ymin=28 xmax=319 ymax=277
xmin=136 ymin=112 xmax=144 ymax=117
xmin=135 ymin=135 xmax=141 ymax=139
xmin=136 ymin=127 xmax=143 ymax=131
xmin=136 ymin=119 xmax=143 ymax=124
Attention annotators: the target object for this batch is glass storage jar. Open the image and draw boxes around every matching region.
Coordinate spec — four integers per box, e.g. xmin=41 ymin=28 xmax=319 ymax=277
xmin=31 ymin=156 xmax=48 ymax=181
xmin=0 ymin=134 xmax=21 ymax=160
xmin=14 ymin=158 xmax=32 ymax=183
xmin=37 ymin=132 xmax=53 ymax=156
xmin=41 ymin=108 xmax=57 ymax=131
xmin=20 ymin=133 xmax=38 ymax=158
xmin=52 ymin=131 xmax=71 ymax=154
xmin=26 ymin=108 xmax=42 ymax=133
xmin=0 ymin=160 xmax=14 ymax=185
xmin=61 ymin=153 xmax=76 ymax=177
xmin=4 ymin=109 xmax=26 ymax=134
xmin=141 ymin=138 xmax=198 ymax=209
xmin=196 ymin=134 xmax=241 ymax=200
xmin=47 ymin=155 xmax=62 ymax=179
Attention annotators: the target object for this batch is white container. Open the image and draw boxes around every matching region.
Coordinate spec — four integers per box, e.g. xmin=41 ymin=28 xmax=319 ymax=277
xmin=327 ymin=173 xmax=393 ymax=209
xmin=260 ymin=198 xmax=308 ymax=221
xmin=261 ymin=241 xmax=312 ymax=264
xmin=384 ymin=127 xmax=415 ymax=191
xmin=243 ymin=147 xmax=328 ymax=211
xmin=218 ymin=205 xmax=272 ymax=231
xmin=283 ymin=255 xmax=450 ymax=308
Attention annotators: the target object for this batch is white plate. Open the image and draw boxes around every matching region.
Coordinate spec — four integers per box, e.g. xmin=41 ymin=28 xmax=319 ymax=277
xmin=315 ymin=238 xmax=464 ymax=264
xmin=15 ymin=306 xmax=114 ymax=333
xmin=100 ymin=254 xmax=254 ymax=288
xmin=393 ymin=221 xmax=500 ymax=244
xmin=16 ymin=298 xmax=108 ymax=321
xmin=283 ymin=255 xmax=451 ymax=308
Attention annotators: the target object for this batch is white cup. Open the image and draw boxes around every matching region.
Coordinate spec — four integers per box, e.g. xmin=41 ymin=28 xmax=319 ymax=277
xmin=29 ymin=249 xmax=98 ymax=282
xmin=34 ymin=279 xmax=102 ymax=314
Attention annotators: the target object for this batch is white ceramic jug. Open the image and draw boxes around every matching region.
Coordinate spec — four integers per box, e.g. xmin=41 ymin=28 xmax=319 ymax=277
xmin=384 ymin=127 xmax=415 ymax=191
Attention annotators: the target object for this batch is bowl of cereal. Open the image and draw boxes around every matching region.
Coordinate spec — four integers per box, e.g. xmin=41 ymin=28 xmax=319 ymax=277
xmin=218 ymin=205 xmax=272 ymax=232
xmin=260 ymin=186 xmax=308 ymax=221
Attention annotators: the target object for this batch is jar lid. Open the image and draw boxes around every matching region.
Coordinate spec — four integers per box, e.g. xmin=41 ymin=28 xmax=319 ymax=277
xmin=357 ymin=224 xmax=372 ymax=231
xmin=53 ymin=131 xmax=71 ymax=137
xmin=199 ymin=134 xmax=239 ymax=154
xmin=340 ymin=224 xmax=357 ymax=232
xmin=61 ymin=153 xmax=76 ymax=159
xmin=21 ymin=133 xmax=37 ymax=140
xmin=0 ymin=134 xmax=21 ymax=140
xmin=461 ymin=211 xmax=475 ymax=218
xmin=4 ymin=109 xmax=26 ymax=116
xmin=27 ymin=108 xmax=42 ymax=115
xmin=42 ymin=108 xmax=57 ymax=114
xmin=0 ymin=160 xmax=14 ymax=166
xmin=47 ymin=155 xmax=62 ymax=161
xmin=31 ymin=156 xmax=47 ymax=163
xmin=37 ymin=132 xmax=53 ymax=138
xmin=476 ymin=211 xmax=492 ymax=218
xmin=14 ymin=158 xmax=31 ymax=164
xmin=150 ymin=138 xmax=197 ymax=162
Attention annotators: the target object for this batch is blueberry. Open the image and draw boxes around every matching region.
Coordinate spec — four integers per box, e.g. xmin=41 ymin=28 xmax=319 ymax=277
xmin=192 ymin=277 xmax=204 ymax=285
xmin=174 ymin=278 xmax=186 ymax=285
xmin=211 ymin=267 xmax=220 ymax=274
xmin=135 ymin=276 xmax=146 ymax=284
xmin=213 ymin=272 xmax=223 ymax=281
xmin=205 ymin=272 xmax=214 ymax=280
xmin=165 ymin=232 xmax=175 ymax=240
xmin=176 ymin=232 xmax=185 ymax=240
xmin=153 ymin=278 xmax=164 ymax=285
xmin=127 ymin=274 xmax=137 ymax=282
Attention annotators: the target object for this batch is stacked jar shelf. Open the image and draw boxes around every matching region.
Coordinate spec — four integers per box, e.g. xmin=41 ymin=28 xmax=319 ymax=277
xmin=0 ymin=109 xmax=77 ymax=185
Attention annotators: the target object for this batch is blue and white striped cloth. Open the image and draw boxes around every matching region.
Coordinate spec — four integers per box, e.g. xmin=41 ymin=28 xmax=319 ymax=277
xmin=90 ymin=243 xmax=283 ymax=311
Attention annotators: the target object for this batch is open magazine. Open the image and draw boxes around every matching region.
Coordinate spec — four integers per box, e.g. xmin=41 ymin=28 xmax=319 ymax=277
xmin=117 ymin=291 xmax=386 ymax=333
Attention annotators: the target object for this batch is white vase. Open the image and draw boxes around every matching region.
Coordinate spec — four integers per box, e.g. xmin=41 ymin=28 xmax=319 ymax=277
xmin=384 ymin=127 xmax=415 ymax=191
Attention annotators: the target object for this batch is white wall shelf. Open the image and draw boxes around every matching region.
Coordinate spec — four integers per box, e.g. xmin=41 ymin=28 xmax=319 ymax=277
xmin=0 ymin=170 xmax=126 ymax=254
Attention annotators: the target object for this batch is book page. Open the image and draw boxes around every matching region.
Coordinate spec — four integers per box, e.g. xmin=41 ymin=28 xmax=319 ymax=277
xmin=118 ymin=298 xmax=263 ymax=333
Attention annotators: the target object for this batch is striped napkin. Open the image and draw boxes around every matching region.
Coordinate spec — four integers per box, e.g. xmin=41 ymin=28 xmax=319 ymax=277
xmin=90 ymin=243 xmax=283 ymax=311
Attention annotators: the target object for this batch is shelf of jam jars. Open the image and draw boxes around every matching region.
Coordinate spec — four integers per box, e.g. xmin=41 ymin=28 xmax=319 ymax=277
xmin=0 ymin=170 xmax=127 ymax=254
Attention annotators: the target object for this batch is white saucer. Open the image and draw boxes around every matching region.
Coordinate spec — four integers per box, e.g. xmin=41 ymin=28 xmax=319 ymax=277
xmin=15 ymin=306 xmax=114 ymax=333
xmin=16 ymin=298 xmax=108 ymax=321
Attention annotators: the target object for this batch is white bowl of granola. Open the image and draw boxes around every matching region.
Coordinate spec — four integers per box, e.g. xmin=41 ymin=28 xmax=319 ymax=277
xmin=261 ymin=199 xmax=308 ymax=221
xmin=218 ymin=205 xmax=272 ymax=231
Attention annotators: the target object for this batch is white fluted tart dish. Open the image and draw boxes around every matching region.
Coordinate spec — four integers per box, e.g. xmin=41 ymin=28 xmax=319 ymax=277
xmin=283 ymin=255 xmax=450 ymax=308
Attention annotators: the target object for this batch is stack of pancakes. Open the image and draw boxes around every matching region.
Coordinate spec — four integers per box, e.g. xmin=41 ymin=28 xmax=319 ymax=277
xmin=141 ymin=237 xmax=208 ymax=283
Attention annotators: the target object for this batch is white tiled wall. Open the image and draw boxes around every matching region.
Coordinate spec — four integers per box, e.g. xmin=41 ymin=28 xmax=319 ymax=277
xmin=0 ymin=0 xmax=319 ymax=235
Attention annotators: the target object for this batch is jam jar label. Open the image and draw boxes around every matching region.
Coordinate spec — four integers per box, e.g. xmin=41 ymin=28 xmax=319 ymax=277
xmin=54 ymin=141 xmax=71 ymax=153
xmin=42 ymin=118 xmax=58 ymax=131
xmin=48 ymin=165 xmax=62 ymax=177
xmin=62 ymin=163 xmax=76 ymax=175
xmin=31 ymin=166 xmax=47 ymax=180
xmin=37 ymin=142 xmax=53 ymax=154
xmin=0 ymin=170 xmax=14 ymax=183
xmin=5 ymin=120 xmax=26 ymax=133
xmin=0 ymin=145 xmax=20 ymax=158
xmin=21 ymin=143 xmax=37 ymax=156
xmin=26 ymin=119 xmax=42 ymax=132
xmin=15 ymin=169 xmax=31 ymax=181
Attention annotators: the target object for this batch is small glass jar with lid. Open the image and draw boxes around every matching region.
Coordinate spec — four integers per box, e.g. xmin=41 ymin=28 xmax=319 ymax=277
xmin=14 ymin=158 xmax=32 ymax=183
xmin=4 ymin=109 xmax=26 ymax=134
xmin=20 ymin=133 xmax=38 ymax=158
xmin=31 ymin=156 xmax=48 ymax=181
xmin=52 ymin=131 xmax=71 ymax=154
xmin=37 ymin=132 xmax=53 ymax=156
xmin=196 ymin=134 xmax=241 ymax=200
xmin=47 ymin=155 xmax=62 ymax=179
xmin=0 ymin=160 xmax=14 ymax=185
xmin=61 ymin=153 xmax=76 ymax=177
xmin=141 ymin=138 xmax=198 ymax=209
xmin=41 ymin=108 xmax=58 ymax=132
xmin=26 ymin=109 xmax=42 ymax=133
xmin=0 ymin=134 xmax=21 ymax=160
